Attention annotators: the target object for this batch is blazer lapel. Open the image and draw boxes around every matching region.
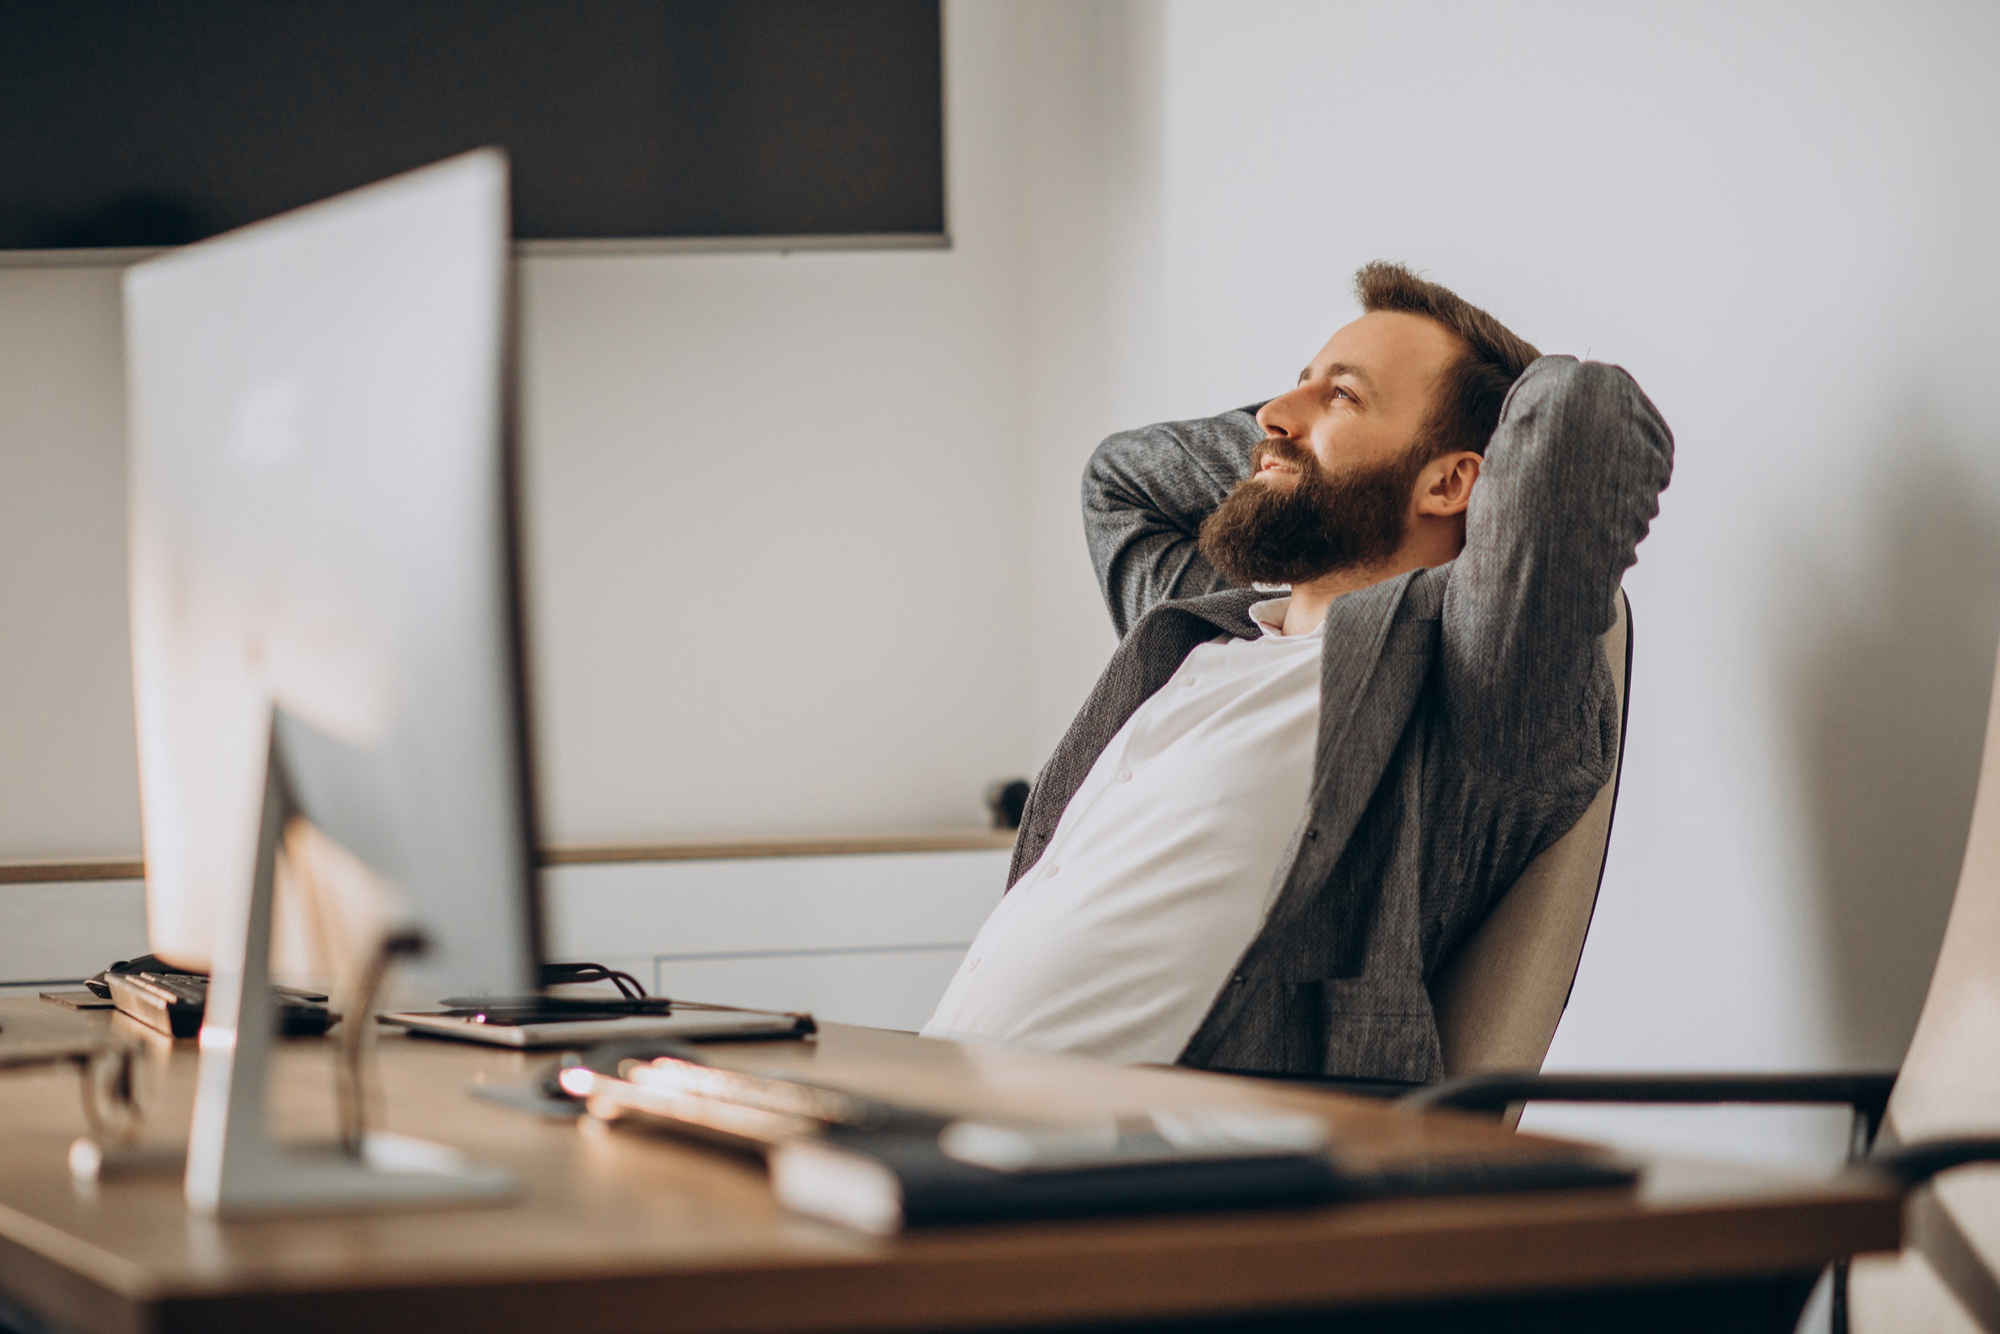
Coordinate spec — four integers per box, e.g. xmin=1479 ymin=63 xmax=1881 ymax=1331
xmin=1269 ymin=568 xmax=1441 ymax=939
xmin=1182 ymin=569 xmax=1443 ymax=1058
xmin=1008 ymin=588 xmax=1260 ymax=887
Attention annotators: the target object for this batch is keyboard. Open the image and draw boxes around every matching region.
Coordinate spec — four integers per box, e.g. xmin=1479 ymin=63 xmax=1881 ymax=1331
xmin=105 ymin=971 xmax=339 ymax=1039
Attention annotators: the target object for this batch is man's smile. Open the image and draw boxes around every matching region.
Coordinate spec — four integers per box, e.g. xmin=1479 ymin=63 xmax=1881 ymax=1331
xmin=1252 ymin=443 xmax=1309 ymax=479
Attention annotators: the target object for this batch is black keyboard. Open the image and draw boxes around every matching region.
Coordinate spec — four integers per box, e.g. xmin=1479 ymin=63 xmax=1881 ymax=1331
xmin=105 ymin=971 xmax=338 ymax=1039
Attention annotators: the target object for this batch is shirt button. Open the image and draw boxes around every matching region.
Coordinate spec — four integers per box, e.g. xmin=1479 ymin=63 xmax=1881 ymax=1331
xmin=1045 ymin=864 xmax=1060 ymax=877
xmin=1116 ymin=769 xmax=1132 ymax=782
xmin=968 ymin=957 xmax=980 ymax=971
xmin=1182 ymin=675 xmax=1198 ymax=688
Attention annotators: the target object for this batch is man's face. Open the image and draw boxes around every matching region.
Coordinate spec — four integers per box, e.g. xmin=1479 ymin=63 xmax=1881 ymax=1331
xmin=1196 ymin=312 xmax=1464 ymax=586
xmin=1255 ymin=310 xmax=1462 ymax=484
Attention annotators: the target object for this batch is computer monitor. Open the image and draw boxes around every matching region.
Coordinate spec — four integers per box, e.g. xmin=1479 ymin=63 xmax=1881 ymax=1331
xmin=126 ymin=147 xmax=539 ymax=1000
xmin=124 ymin=149 xmax=538 ymax=1212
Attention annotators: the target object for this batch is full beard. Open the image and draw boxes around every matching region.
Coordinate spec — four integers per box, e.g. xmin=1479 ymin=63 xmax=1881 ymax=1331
xmin=1197 ymin=437 xmax=1429 ymax=586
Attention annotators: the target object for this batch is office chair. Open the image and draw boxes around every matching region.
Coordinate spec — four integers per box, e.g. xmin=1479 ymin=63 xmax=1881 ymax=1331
xmin=1428 ymin=591 xmax=1633 ymax=1090
xmin=1409 ymin=634 xmax=2000 ymax=1334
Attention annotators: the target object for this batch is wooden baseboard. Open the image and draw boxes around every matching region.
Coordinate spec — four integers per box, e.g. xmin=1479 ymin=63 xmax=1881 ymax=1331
xmin=0 ymin=858 xmax=145 ymax=886
xmin=0 ymin=830 xmax=1018 ymax=886
xmin=540 ymin=830 xmax=1017 ymax=865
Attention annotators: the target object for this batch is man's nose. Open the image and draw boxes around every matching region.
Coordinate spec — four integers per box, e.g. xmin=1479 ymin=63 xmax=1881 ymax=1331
xmin=1255 ymin=385 xmax=1310 ymax=438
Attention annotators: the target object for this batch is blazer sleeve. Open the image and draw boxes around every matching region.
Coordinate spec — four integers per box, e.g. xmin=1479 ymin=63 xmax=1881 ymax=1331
xmin=1442 ymin=355 xmax=1674 ymax=785
xmin=1082 ymin=407 xmax=1265 ymax=637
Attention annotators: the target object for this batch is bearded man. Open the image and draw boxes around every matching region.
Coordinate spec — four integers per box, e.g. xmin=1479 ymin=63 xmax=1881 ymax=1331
xmin=921 ymin=262 xmax=1674 ymax=1084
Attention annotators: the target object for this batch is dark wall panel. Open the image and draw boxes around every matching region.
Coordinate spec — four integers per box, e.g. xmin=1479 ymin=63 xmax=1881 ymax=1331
xmin=0 ymin=0 xmax=944 ymax=249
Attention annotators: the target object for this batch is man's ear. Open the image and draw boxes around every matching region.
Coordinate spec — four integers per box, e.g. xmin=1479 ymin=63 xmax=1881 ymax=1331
xmin=1416 ymin=452 xmax=1482 ymax=518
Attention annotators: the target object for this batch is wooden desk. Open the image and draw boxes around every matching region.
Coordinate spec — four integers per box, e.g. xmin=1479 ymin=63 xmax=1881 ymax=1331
xmin=0 ymin=998 xmax=1898 ymax=1334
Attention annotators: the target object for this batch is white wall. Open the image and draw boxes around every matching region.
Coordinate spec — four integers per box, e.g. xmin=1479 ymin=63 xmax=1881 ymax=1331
xmin=7 ymin=0 xmax=2000 ymax=1170
xmin=0 ymin=266 xmax=137 ymax=859
xmin=519 ymin=233 xmax=1037 ymax=839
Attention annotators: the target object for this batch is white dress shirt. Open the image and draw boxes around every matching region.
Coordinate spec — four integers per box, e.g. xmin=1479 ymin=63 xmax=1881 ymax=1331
xmin=922 ymin=597 xmax=1322 ymax=1063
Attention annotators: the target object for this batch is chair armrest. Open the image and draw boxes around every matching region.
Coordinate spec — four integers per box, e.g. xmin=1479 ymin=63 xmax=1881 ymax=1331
xmin=1867 ymin=1137 xmax=2000 ymax=1186
xmin=1400 ymin=1071 xmax=1898 ymax=1134
xmin=1214 ymin=1068 xmax=1429 ymax=1100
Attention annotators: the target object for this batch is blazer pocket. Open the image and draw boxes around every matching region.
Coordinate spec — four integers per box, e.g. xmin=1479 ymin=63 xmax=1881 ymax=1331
xmin=1313 ymin=975 xmax=1446 ymax=1084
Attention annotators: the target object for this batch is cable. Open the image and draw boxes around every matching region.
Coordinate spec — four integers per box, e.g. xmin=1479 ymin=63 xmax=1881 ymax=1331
xmin=540 ymin=961 xmax=647 ymax=999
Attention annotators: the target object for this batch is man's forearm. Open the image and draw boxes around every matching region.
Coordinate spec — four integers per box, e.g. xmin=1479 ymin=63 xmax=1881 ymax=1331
xmin=1081 ymin=408 xmax=1264 ymax=636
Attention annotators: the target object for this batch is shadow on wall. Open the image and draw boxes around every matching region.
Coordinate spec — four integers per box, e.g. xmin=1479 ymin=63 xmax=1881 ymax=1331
xmin=1788 ymin=438 xmax=2000 ymax=1068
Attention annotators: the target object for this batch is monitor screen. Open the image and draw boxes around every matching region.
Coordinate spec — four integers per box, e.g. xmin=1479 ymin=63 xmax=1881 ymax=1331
xmin=1 ymin=0 xmax=944 ymax=251
xmin=124 ymin=150 xmax=540 ymax=1000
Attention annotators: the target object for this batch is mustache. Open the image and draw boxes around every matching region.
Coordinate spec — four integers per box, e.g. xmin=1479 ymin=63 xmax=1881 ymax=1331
xmin=1251 ymin=436 xmax=1318 ymax=473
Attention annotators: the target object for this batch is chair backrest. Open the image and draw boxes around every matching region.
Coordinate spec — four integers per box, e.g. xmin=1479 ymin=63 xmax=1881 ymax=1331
xmin=1851 ymin=639 xmax=2000 ymax=1330
xmin=1428 ymin=592 xmax=1632 ymax=1080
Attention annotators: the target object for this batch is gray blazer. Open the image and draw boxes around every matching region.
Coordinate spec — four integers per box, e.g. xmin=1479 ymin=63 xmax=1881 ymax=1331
xmin=1009 ymin=357 xmax=1673 ymax=1082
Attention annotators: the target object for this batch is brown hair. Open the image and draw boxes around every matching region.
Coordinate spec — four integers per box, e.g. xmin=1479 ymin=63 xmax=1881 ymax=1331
xmin=1354 ymin=261 xmax=1540 ymax=457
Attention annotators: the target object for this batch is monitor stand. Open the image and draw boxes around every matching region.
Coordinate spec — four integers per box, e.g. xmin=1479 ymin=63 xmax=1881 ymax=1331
xmin=183 ymin=721 xmax=517 ymax=1216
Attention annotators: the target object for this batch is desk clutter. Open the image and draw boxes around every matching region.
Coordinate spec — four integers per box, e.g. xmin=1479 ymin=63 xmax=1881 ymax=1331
xmin=559 ymin=1039 xmax=1638 ymax=1235
xmin=21 ymin=963 xmax=1635 ymax=1238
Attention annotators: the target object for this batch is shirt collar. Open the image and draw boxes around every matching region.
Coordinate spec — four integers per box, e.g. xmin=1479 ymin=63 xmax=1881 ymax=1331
xmin=1247 ymin=594 xmax=1319 ymax=638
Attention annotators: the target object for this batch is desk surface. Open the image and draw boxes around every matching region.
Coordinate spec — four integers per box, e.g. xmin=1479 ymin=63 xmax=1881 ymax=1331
xmin=0 ymin=998 xmax=1899 ymax=1334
